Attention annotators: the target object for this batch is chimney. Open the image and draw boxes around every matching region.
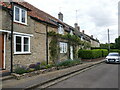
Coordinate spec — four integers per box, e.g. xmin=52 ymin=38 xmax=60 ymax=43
xmin=77 ymin=26 xmax=80 ymax=32
xmin=74 ymin=23 xmax=78 ymax=29
xmin=82 ymin=30 xmax=85 ymax=34
xmin=91 ymin=35 xmax=93 ymax=38
xmin=74 ymin=23 xmax=80 ymax=32
xmin=58 ymin=12 xmax=63 ymax=21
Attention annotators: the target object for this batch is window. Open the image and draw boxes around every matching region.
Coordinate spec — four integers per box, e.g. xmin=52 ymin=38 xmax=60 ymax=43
xmin=14 ymin=6 xmax=27 ymax=24
xmin=58 ymin=24 xmax=64 ymax=35
xmin=14 ymin=35 xmax=30 ymax=54
xmin=59 ymin=42 xmax=67 ymax=53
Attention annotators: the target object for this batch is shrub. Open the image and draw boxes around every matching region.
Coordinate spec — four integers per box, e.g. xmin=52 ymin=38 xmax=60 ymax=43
xmin=14 ymin=67 xmax=28 ymax=74
xmin=29 ymin=64 xmax=36 ymax=68
xmin=78 ymin=49 xmax=108 ymax=59
xmin=78 ymin=50 xmax=93 ymax=59
xmin=45 ymin=64 xmax=54 ymax=69
xmin=40 ymin=61 xmax=47 ymax=66
xmin=110 ymin=49 xmax=120 ymax=54
xmin=101 ymin=49 xmax=108 ymax=57
xmin=34 ymin=64 xmax=41 ymax=70
xmin=28 ymin=68 xmax=35 ymax=72
xmin=56 ymin=59 xmax=81 ymax=67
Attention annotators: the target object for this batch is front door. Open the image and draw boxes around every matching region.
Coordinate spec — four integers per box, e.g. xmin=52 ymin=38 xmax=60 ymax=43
xmin=70 ymin=46 xmax=73 ymax=60
xmin=0 ymin=34 xmax=4 ymax=69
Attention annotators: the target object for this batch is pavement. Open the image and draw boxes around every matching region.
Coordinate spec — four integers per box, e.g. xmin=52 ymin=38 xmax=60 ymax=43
xmin=2 ymin=59 xmax=105 ymax=89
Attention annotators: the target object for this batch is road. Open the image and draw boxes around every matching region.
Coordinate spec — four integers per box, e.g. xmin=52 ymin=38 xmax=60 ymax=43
xmin=48 ymin=63 xmax=119 ymax=88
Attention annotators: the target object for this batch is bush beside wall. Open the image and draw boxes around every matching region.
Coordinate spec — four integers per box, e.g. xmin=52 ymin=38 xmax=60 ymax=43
xmin=78 ymin=49 xmax=108 ymax=59
xmin=110 ymin=49 xmax=120 ymax=54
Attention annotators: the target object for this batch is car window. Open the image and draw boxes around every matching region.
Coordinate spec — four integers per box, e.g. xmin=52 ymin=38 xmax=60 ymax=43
xmin=108 ymin=53 xmax=119 ymax=56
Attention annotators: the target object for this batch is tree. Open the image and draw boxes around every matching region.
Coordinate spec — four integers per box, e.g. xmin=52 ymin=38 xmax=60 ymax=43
xmin=115 ymin=36 xmax=120 ymax=49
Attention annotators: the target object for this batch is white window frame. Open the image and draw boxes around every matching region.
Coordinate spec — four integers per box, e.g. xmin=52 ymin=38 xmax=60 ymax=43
xmin=58 ymin=24 xmax=64 ymax=35
xmin=14 ymin=6 xmax=27 ymax=25
xmin=59 ymin=42 xmax=67 ymax=53
xmin=14 ymin=35 xmax=30 ymax=54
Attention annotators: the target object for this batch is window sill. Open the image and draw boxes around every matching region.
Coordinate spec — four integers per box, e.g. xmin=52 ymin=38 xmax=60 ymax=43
xmin=14 ymin=52 xmax=31 ymax=55
xmin=14 ymin=21 xmax=27 ymax=26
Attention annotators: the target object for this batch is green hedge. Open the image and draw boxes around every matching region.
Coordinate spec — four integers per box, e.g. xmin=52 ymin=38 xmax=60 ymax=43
xmin=78 ymin=49 xmax=108 ymax=59
xmin=110 ymin=49 xmax=120 ymax=54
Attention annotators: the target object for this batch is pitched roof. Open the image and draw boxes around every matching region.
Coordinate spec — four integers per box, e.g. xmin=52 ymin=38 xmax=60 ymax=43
xmin=0 ymin=1 xmax=64 ymax=26
xmin=0 ymin=1 xmax=99 ymax=43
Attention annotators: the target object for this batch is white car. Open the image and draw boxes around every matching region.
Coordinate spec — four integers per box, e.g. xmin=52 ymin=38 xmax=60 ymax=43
xmin=105 ymin=52 xmax=120 ymax=63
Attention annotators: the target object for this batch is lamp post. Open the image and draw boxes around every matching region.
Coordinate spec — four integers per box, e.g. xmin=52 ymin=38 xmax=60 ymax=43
xmin=108 ymin=29 xmax=110 ymax=52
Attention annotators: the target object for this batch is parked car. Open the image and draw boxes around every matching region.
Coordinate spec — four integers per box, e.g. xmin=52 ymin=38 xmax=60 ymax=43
xmin=105 ymin=52 xmax=120 ymax=63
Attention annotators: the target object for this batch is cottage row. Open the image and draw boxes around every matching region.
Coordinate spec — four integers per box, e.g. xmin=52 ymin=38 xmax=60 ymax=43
xmin=0 ymin=1 xmax=100 ymax=71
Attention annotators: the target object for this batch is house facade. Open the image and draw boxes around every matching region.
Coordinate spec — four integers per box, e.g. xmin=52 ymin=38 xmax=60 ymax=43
xmin=0 ymin=1 xmax=100 ymax=72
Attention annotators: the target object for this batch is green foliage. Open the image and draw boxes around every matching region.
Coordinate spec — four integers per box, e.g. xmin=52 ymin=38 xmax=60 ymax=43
xmin=14 ymin=67 xmax=28 ymax=74
xmin=34 ymin=65 xmax=41 ymax=70
xmin=49 ymin=37 xmax=59 ymax=64
xmin=82 ymin=41 xmax=91 ymax=49
xmin=48 ymin=31 xmax=91 ymax=49
xmin=78 ymin=50 xmax=93 ymax=59
xmin=110 ymin=49 xmax=120 ymax=54
xmin=56 ymin=59 xmax=81 ymax=67
xmin=100 ymin=43 xmax=117 ymax=49
xmin=28 ymin=68 xmax=35 ymax=72
xmin=101 ymin=49 xmax=109 ymax=57
xmin=40 ymin=61 xmax=47 ymax=66
xmin=115 ymin=36 xmax=120 ymax=49
xmin=78 ymin=49 xmax=108 ymax=59
xmin=45 ymin=64 xmax=54 ymax=69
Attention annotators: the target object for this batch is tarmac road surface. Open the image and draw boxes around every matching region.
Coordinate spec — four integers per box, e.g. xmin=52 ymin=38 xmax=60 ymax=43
xmin=48 ymin=63 xmax=119 ymax=88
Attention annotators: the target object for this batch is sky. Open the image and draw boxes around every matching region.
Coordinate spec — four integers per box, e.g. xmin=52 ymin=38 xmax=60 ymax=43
xmin=24 ymin=0 xmax=119 ymax=44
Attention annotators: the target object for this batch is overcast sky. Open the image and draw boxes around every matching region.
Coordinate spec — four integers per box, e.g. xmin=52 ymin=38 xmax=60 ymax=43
xmin=25 ymin=0 xmax=119 ymax=44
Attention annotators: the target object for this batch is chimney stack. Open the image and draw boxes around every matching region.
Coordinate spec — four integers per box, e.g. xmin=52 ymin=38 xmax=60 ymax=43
xmin=82 ymin=30 xmax=85 ymax=34
xmin=58 ymin=12 xmax=63 ymax=21
xmin=91 ymin=35 xmax=93 ymax=38
xmin=74 ymin=23 xmax=80 ymax=32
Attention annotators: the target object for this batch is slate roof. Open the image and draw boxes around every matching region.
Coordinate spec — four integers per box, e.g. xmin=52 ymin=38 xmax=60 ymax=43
xmin=0 ymin=1 xmax=99 ymax=43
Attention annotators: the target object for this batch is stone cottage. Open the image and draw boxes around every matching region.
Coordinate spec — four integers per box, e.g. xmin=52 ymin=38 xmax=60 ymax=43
xmin=0 ymin=1 xmax=100 ymax=72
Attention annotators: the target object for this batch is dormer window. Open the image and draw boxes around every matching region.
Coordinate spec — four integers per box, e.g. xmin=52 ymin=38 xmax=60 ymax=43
xmin=58 ymin=24 xmax=64 ymax=35
xmin=14 ymin=6 xmax=27 ymax=25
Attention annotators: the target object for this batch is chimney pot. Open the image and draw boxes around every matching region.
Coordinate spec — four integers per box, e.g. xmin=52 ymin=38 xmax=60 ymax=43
xmin=58 ymin=12 xmax=63 ymax=21
xmin=74 ymin=23 xmax=80 ymax=32
xmin=82 ymin=30 xmax=85 ymax=34
xmin=91 ymin=35 xmax=93 ymax=38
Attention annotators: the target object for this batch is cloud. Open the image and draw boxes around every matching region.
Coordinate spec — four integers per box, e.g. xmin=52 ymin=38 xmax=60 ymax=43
xmin=25 ymin=0 xmax=119 ymax=43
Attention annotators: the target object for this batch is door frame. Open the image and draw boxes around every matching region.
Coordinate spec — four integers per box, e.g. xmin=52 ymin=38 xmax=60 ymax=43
xmin=3 ymin=34 xmax=6 ymax=69
xmin=70 ymin=46 xmax=73 ymax=60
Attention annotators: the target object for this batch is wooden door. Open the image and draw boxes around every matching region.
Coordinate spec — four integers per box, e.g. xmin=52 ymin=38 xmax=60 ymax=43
xmin=0 ymin=34 xmax=4 ymax=69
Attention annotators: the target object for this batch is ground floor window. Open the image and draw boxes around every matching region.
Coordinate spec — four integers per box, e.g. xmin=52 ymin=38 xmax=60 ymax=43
xmin=59 ymin=42 xmax=67 ymax=53
xmin=14 ymin=35 xmax=30 ymax=54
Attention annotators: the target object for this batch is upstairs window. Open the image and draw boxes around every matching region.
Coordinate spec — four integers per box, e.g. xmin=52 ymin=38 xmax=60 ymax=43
xmin=14 ymin=6 xmax=27 ymax=24
xmin=59 ymin=42 xmax=67 ymax=53
xmin=58 ymin=24 xmax=64 ymax=35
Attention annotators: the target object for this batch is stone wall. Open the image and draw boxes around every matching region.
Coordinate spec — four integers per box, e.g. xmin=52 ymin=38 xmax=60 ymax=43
xmin=1 ymin=8 xmax=47 ymax=70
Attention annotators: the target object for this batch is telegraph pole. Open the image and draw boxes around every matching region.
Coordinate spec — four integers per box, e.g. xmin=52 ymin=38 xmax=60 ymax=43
xmin=108 ymin=29 xmax=110 ymax=52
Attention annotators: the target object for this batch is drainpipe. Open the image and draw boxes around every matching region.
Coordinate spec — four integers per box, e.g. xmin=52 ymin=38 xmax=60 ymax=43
xmin=46 ymin=24 xmax=48 ymax=65
xmin=10 ymin=2 xmax=13 ymax=73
